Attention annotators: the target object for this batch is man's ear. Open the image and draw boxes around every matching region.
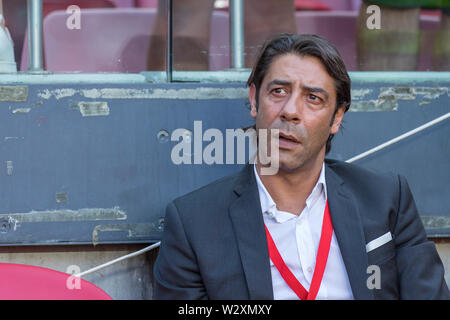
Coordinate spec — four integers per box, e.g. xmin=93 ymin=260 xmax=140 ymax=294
xmin=249 ymin=83 xmax=258 ymax=119
xmin=330 ymin=106 xmax=346 ymax=135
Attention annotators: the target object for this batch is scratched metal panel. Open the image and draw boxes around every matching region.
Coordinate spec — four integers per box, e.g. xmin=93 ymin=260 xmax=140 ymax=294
xmin=0 ymin=81 xmax=448 ymax=245
xmin=0 ymin=83 xmax=252 ymax=245
xmin=330 ymin=82 xmax=450 ymax=237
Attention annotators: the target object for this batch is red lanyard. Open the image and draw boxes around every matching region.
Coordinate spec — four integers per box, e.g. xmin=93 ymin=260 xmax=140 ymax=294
xmin=265 ymin=200 xmax=333 ymax=300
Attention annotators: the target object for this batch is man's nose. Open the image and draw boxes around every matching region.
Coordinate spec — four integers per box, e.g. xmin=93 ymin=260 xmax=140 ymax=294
xmin=280 ymin=94 xmax=301 ymax=123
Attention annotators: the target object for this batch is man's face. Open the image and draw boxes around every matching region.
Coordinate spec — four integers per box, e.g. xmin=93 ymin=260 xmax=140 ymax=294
xmin=249 ymin=53 xmax=345 ymax=173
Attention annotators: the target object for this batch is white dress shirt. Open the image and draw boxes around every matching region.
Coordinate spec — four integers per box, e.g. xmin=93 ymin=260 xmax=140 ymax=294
xmin=254 ymin=164 xmax=354 ymax=300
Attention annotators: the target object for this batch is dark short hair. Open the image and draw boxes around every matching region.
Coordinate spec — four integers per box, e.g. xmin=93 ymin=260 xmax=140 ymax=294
xmin=246 ymin=33 xmax=351 ymax=154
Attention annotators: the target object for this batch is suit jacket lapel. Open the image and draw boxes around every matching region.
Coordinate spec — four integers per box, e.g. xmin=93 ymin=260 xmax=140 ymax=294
xmin=229 ymin=164 xmax=274 ymax=300
xmin=325 ymin=162 xmax=374 ymax=300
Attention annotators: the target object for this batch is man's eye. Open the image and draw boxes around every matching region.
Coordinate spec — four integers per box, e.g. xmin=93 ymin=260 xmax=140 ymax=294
xmin=272 ymin=88 xmax=287 ymax=95
xmin=308 ymin=94 xmax=322 ymax=102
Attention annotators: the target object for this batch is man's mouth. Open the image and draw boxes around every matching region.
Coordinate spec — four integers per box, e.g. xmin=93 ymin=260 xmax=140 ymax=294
xmin=279 ymin=132 xmax=300 ymax=143
xmin=277 ymin=132 xmax=301 ymax=149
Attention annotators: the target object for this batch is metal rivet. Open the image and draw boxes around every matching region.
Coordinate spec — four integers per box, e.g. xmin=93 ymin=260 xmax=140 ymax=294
xmin=158 ymin=218 xmax=165 ymax=231
xmin=157 ymin=130 xmax=169 ymax=143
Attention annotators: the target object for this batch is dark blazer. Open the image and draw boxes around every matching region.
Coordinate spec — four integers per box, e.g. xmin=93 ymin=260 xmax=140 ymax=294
xmin=153 ymin=159 xmax=449 ymax=300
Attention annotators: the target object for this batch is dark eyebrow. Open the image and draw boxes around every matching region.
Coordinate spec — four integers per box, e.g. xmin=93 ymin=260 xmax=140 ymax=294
xmin=302 ymin=85 xmax=329 ymax=101
xmin=265 ymin=79 xmax=291 ymax=91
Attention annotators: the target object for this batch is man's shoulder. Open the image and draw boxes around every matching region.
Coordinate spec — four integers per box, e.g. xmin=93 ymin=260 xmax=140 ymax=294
xmin=325 ymin=158 xmax=398 ymax=188
xmin=172 ymin=166 xmax=248 ymax=209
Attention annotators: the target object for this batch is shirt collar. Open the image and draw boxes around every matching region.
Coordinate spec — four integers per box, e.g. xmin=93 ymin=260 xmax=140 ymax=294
xmin=254 ymin=163 xmax=327 ymax=221
xmin=306 ymin=163 xmax=327 ymax=209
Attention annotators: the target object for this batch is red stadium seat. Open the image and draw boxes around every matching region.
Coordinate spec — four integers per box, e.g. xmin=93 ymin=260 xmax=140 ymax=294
xmin=42 ymin=0 xmax=115 ymax=17
xmin=317 ymin=0 xmax=357 ymax=11
xmin=109 ymin=0 xmax=136 ymax=8
xmin=210 ymin=10 xmax=230 ymax=71
xmin=295 ymin=11 xmax=358 ymax=70
xmin=25 ymin=6 xmax=441 ymax=72
xmin=294 ymin=10 xmax=440 ymax=71
xmin=20 ymin=0 xmax=116 ymax=71
xmin=209 ymin=10 xmax=359 ymax=71
xmin=42 ymin=8 xmax=228 ymax=73
xmin=42 ymin=8 xmax=157 ymax=73
xmin=295 ymin=0 xmax=331 ymax=11
xmin=0 ymin=263 xmax=112 ymax=300
xmin=418 ymin=14 xmax=441 ymax=71
xmin=136 ymin=0 xmax=158 ymax=8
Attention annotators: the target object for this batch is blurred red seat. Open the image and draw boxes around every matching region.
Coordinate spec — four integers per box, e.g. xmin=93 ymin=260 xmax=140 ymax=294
xmin=210 ymin=10 xmax=230 ymax=71
xmin=209 ymin=10 xmax=358 ymax=71
xmin=317 ymin=0 xmax=358 ymax=11
xmin=42 ymin=8 xmax=229 ymax=73
xmin=295 ymin=11 xmax=358 ymax=70
xmin=0 ymin=263 xmax=111 ymax=300
xmin=42 ymin=0 xmax=115 ymax=17
xmin=43 ymin=8 xmax=157 ymax=73
xmin=27 ymin=6 xmax=441 ymax=73
xmin=109 ymin=0 xmax=135 ymax=8
xmin=136 ymin=0 xmax=158 ymax=8
xmin=418 ymin=14 xmax=440 ymax=71
xmin=295 ymin=0 xmax=331 ymax=11
xmin=20 ymin=0 xmax=116 ymax=71
xmin=295 ymin=10 xmax=440 ymax=71
xmin=208 ymin=10 xmax=357 ymax=71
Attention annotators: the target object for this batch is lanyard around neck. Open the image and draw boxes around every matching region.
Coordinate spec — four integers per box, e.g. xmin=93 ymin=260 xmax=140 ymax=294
xmin=265 ymin=200 xmax=333 ymax=300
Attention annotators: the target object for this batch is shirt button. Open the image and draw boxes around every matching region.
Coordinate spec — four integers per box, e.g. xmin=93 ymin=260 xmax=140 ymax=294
xmin=307 ymin=267 xmax=313 ymax=273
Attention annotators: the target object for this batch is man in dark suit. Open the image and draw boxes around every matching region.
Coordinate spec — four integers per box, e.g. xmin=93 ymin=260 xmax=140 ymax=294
xmin=153 ymin=34 xmax=449 ymax=300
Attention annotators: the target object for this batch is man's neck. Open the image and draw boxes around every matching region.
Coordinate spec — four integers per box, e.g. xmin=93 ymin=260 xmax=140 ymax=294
xmin=255 ymin=157 xmax=324 ymax=216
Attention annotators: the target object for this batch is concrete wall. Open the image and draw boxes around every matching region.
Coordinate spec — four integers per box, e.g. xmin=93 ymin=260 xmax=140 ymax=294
xmin=1 ymin=239 xmax=448 ymax=299
xmin=433 ymin=240 xmax=450 ymax=287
